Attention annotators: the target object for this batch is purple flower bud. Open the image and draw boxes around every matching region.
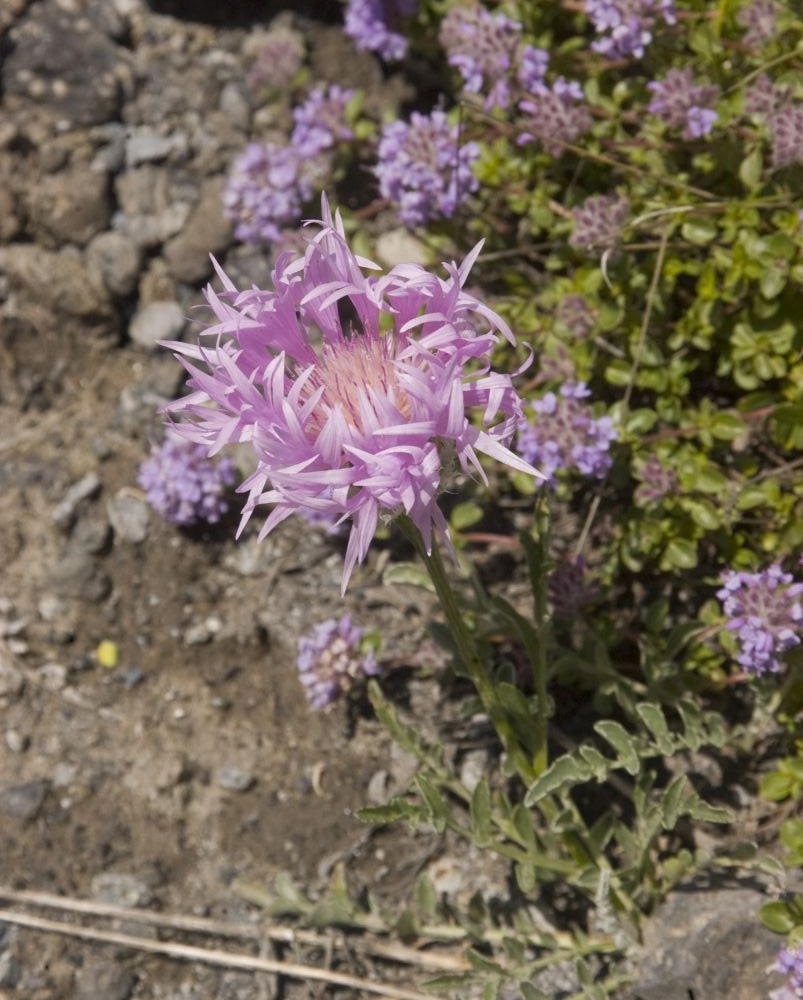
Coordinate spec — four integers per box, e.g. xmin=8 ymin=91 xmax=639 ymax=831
xmin=634 ymin=454 xmax=678 ymax=505
xmin=138 ymin=431 xmax=237 ymax=527
xmin=247 ymin=26 xmax=305 ymax=92
xmin=717 ymin=565 xmax=803 ymax=675
xmin=296 ymin=615 xmax=380 ymax=709
xmin=518 ymin=81 xmax=592 ymax=155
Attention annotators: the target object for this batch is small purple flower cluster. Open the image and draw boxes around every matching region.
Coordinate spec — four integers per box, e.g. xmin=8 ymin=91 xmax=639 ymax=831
xmin=439 ymin=5 xmax=547 ymax=111
xmin=738 ymin=0 xmax=781 ymax=48
xmin=517 ymin=382 xmax=617 ymax=484
xmin=648 ymin=69 xmax=719 ymax=138
xmin=569 ymin=194 xmax=630 ymax=252
xmin=247 ymin=26 xmax=305 ymax=92
xmin=291 ymin=84 xmax=355 ymax=158
xmin=296 ymin=615 xmax=380 ymax=709
xmin=770 ymin=943 xmax=803 ymax=1000
xmin=548 ymin=557 xmax=598 ymax=618
xmin=744 ymin=75 xmax=803 ymax=170
xmin=223 ymin=142 xmax=323 ymax=245
xmin=518 ymin=77 xmax=592 ymax=155
xmin=584 ymin=0 xmax=676 ymax=59
xmin=344 ymin=0 xmax=417 ymax=62
xmin=138 ymin=431 xmax=237 ymax=527
xmin=375 ymin=110 xmax=480 ymax=227
xmin=634 ymin=454 xmax=678 ymax=504
xmin=717 ymin=565 xmax=803 ymax=675
xmin=556 ymin=294 xmax=597 ymax=339
xmin=744 ymin=74 xmax=791 ymax=117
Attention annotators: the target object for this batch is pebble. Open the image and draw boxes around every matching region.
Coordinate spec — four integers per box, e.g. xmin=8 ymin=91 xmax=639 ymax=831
xmin=38 ymin=662 xmax=67 ymax=691
xmin=52 ymin=471 xmax=102 ymax=529
xmin=366 ymin=769 xmax=389 ymax=804
xmin=86 ymin=230 xmax=142 ymax=297
xmin=38 ymin=594 xmax=66 ymax=622
xmin=5 ymin=730 xmax=28 ymax=753
xmin=71 ymin=515 xmax=112 ymax=555
xmin=217 ymin=766 xmax=255 ymax=793
xmin=0 ymin=780 xmax=48 ymax=821
xmin=0 ymin=654 xmax=24 ymax=700
xmin=125 ymin=127 xmax=187 ymax=168
xmin=75 ymin=960 xmax=135 ymax=1000
xmin=128 ymin=299 xmax=186 ymax=350
xmin=0 ymin=951 xmax=22 ymax=989
xmin=50 ymin=549 xmax=112 ymax=602
xmin=91 ymin=872 xmax=153 ymax=908
xmin=107 ymin=489 xmax=150 ymax=543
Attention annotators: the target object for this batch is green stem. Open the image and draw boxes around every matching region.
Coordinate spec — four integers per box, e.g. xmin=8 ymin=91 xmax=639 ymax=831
xmin=398 ymin=516 xmax=536 ymax=784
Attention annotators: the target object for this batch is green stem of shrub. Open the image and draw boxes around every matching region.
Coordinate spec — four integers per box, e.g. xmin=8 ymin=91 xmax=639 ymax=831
xmin=398 ymin=515 xmax=536 ymax=784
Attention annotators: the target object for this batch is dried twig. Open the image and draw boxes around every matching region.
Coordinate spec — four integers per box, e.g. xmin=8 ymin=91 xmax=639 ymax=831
xmin=0 ymin=887 xmax=468 ymax=974
xmin=0 ymin=906 xmax=440 ymax=1000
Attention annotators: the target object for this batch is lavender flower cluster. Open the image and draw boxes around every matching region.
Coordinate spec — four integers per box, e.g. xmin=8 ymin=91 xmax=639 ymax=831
xmin=717 ymin=565 xmax=803 ymax=675
xmin=744 ymin=74 xmax=803 ymax=170
xmin=344 ymin=0 xmax=417 ymax=62
xmin=296 ymin=615 xmax=379 ymax=709
xmin=375 ymin=110 xmax=480 ymax=227
xmin=517 ymin=382 xmax=618 ymax=484
xmin=647 ymin=69 xmax=719 ymax=138
xmin=138 ymin=432 xmax=237 ymax=527
xmin=584 ymin=0 xmax=676 ymax=59
xmin=518 ymin=76 xmax=592 ymax=155
xmin=634 ymin=454 xmax=678 ymax=505
xmin=738 ymin=0 xmax=781 ymax=48
xmin=770 ymin=943 xmax=803 ymax=1000
xmin=570 ymin=194 xmax=630 ymax=252
xmin=224 ymin=84 xmax=354 ymax=245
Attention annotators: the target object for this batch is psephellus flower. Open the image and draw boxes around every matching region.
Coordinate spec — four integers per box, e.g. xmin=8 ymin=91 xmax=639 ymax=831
xmin=163 ymin=197 xmax=540 ymax=591
xmin=717 ymin=565 xmax=803 ymax=675
xmin=297 ymin=615 xmax=379 ymax=709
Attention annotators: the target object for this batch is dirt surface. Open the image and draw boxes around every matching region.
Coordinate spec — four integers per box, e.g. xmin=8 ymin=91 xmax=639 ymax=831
xmin=0 ymin=2 xmax=796 ymax=999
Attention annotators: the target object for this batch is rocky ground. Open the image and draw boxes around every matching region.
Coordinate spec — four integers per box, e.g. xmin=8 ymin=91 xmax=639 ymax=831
xmin=0 ymin=1 xmax=796 ymax=998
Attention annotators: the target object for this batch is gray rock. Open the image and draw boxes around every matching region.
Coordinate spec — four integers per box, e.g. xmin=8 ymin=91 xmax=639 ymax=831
xmin=38 ymin=662 xmax=67 ymax=691
xmin=86 ymin=231 xmax=142 ymax=297
xmin=0 ymin=950 xmax=22 ymax=989
xmin=217 ymin=766 xmax=255 ymax=793
xmin=125 ymin=127 xmax=188 ymax=168
xmin=163 ymin=176 xmax=233 ymax=284
xmin=114 ymin=166 xmax=191 ymax=250
xmin=52 ymin=472 xmax=102 ymax=529
xmin=26 ymin=166 xmax=111 ymax=248
xmin=129 ymin=300 xmax=185 ymax=350
xmin=75 ymin=960 xmax=134 ymax=1000
xmin=5 ymin=730 xmax=28 ymax=754
xmin=107 ymin=489 xmax=149 ymax=543
xmin=71 ymin=515 xmax=112 ymax=555
xmin=50 ymin=549 xmax=112 ymax=602
xmin=2 ymin=0 xmax=126 ymax=126
xmin=0 ymin=245 xmax=114 ymax=325
xmin=632 ymin=881 xmax=781 ymax=1000
xmin=0 ymin=654 xmax=24 ymax=700
xmin=91 ymin=872 xmax=153 ymax=908
xmin=0 ymin=780 xmax=48 ymax=821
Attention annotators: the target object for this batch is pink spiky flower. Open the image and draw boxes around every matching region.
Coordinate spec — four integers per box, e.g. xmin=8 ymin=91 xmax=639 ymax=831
xmin=163 ymin=197 xmax=539 ymax=591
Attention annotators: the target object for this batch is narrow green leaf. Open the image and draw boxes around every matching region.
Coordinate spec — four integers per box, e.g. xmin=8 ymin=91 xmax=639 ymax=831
xmin=676 ymin=699 xmax=703 ymax=750
xmin=662 ymin=774 xmax=687 ymax=829
xmin=357 ymin=799 xmax=425 ymax=827
xmin=578 ymin=745 xmax=611 ymax=781
xmin=470 ymin=778 xmax=493 ymax=847
xmin=414 ymin=774 xmax=450 ymax=833
xmin=594 ymin=720 xmax=641 ymax=776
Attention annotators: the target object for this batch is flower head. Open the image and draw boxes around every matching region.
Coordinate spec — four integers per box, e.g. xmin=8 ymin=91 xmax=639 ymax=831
xmin=247 ymin=26 xmax=305 ymax=93
xmin=518 ymin=79 xmax=592 ymax=154
xmin=297 ymin=615 xmax=380 ymax=708
xmin=164 ymin=197 xmax=539 ymax=591
xmin=223 ymin=142 xmax=325 ymax=246
xmin=717 ymin=565 xmax=803 ymax=675
xmin=439 ymin=5 xmax=524 ymax=110
xmin=138 ymin=431 xmax=237 ymax=526
xmin=516 ymin=382 xmax=617 ymax=484
xmin=768 ymin=101 xmax=803 ymax=170
xmin=344 ymin=0 xmax=417 ymax=62
xmin=291 ymin=84 xmax=355 ymax=159
xmin=634 ymin=453 xmax=678 ymax=505
xmin=584 ymin=0 xmax=676 ymax=59
xmin=569 ymin=194 xmax=630 ymax=252
xmin=375 ymin=110 xmax=480 ymax=227
xmin=647 ymin=69 xmax=719 ymax=139
xmin=769 ymin=942 xmax=803 ymax=1000
xmin=738 ymin=0 xmax=781 ymax=48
